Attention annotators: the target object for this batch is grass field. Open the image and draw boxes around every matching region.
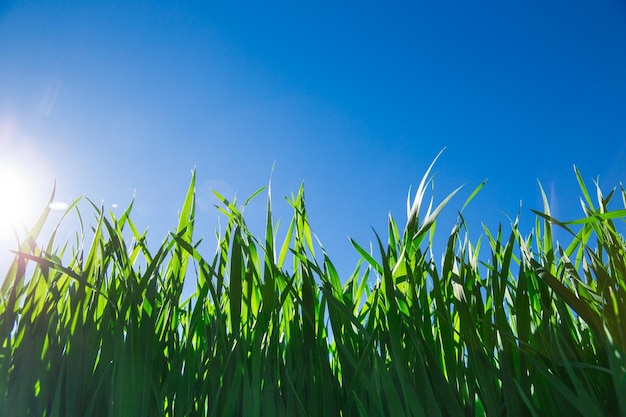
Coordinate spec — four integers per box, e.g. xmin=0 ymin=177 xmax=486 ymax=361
xmin=1 ymin=158 xmax=625 ymax=416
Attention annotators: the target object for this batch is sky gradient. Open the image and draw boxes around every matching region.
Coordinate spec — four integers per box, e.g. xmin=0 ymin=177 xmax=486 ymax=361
xmin=1 ymin=1 xmax=625 ymax=277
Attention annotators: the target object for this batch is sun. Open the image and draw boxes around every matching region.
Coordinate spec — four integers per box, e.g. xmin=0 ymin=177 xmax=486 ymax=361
xmin=0 ymin=163 xmax=44 ymax=241
xmin=0 ymin=153 xmax=66 ymax=273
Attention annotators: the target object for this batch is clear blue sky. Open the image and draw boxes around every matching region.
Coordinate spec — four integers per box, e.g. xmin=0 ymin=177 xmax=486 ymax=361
xmin=1 ymin=1 xmax=625 ymax=277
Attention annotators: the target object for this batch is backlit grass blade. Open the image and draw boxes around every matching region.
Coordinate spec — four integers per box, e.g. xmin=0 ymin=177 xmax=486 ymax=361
xmin=1 ymin=153 xmax=624 ymax=416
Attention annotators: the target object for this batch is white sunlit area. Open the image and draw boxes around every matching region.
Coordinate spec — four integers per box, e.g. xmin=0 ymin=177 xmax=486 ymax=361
xmin=0 ymin=149 xmax=68 ymax=274
xmin=0 ymin=161 xmax=42 ymax=253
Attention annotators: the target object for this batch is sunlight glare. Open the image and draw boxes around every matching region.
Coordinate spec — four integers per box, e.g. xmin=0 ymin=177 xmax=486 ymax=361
xmin=0 ymin=165 xmax=41 ymax=234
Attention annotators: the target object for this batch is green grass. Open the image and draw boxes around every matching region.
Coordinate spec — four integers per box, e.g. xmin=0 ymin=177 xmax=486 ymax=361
xmin=1 ymin=157 xmax=625 ymax=416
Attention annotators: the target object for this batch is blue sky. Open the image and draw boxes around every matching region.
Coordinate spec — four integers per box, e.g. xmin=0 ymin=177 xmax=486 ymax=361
xmin=1 ymin=1 xmax=625 ymax=277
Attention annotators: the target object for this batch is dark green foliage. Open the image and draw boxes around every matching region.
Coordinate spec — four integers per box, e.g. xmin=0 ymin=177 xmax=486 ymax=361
xmin=1 ymin=163 xmax=624 ymax=416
